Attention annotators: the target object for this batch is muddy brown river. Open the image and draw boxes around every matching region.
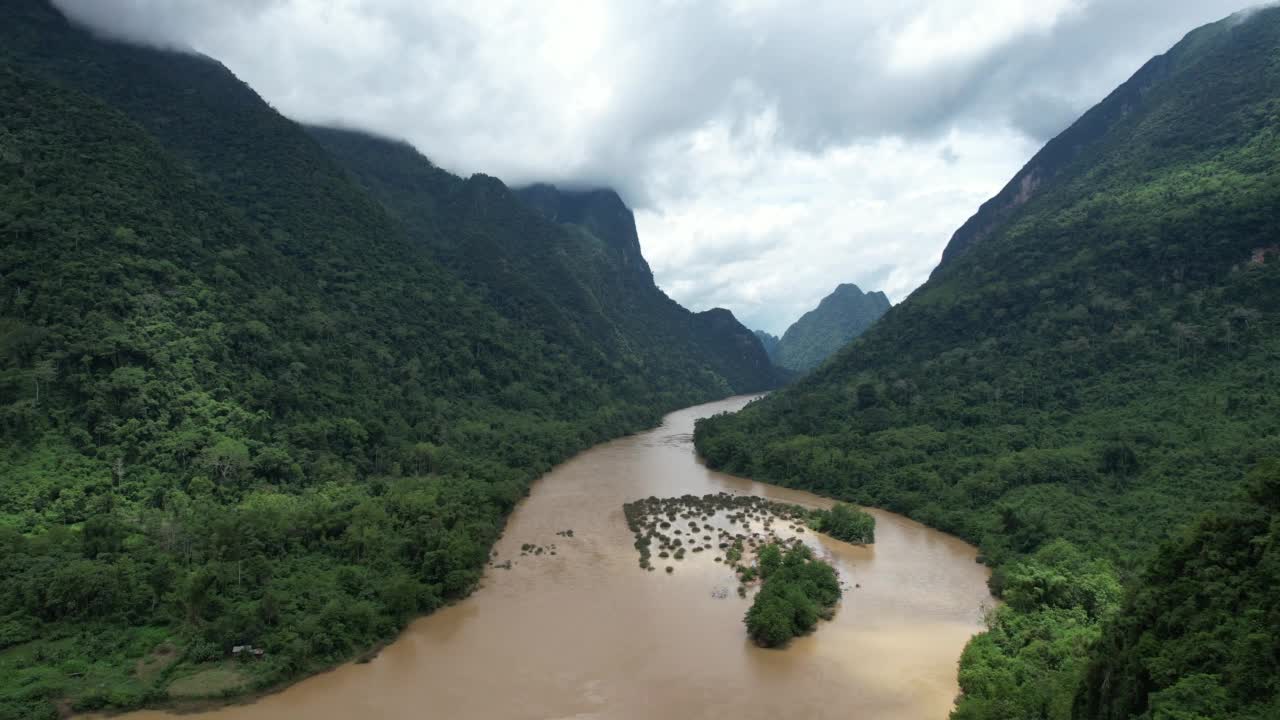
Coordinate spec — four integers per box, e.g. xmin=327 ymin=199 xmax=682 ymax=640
xmin=117 ymin=395 xmax=993 ymax=720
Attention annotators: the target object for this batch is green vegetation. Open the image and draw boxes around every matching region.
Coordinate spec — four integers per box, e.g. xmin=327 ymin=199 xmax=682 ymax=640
xmin=303 ymin=139 xmax=778 ymax=400
xmin=1075 ymin=462 xmax=1280 ymax=720
xmin=621 ymin=493 xmax=856 ymax=648
xmin=0 ymin=2 xmax=774 ymax=717
xmin=810 ymin=503 xmax=875 ymax=544
xmin=773 ymin=283 xmax=890 ymax=372
xmin=753 ymin=330 xmax=781 ymax=363
xmin=743 ymin=543 xmax=841 ymax=648
xmin=622 ymin=492 xmax=811 ymax=572
xmin=953 ymin=540 xmax=1124 ymax=720
xmin=697 ymin=8 xmax=1280 ymax=719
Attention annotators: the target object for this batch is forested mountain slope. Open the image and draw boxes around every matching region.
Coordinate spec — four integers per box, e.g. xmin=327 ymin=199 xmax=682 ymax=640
xmin=933 ymin=6 xmax=1264 ymax=273
xmin=773 ymin=283 xmax=890 ymax=372
xmin=696 ymin=7 xmax=1280 ymax=719
xmin=0 ymin=1 xmax=773 ymax=717
xmin=515 ymin=183 xmax=775 ymax=386
xmin=753 ymin=330 xmax=781 ymax=363
xmin=1076 ymin=462 xmax=1279 ymax=720
xmin=303 ymin=131 xmax=776 ymax=397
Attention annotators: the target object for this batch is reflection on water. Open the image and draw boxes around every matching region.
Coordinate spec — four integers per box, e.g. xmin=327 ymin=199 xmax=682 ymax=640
xmin=110 ymin=395 xmax=992 ymax=720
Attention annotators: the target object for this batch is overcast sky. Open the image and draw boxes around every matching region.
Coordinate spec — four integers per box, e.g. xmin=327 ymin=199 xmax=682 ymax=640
xmin=55 ymin=0 xmax=1261 ymax=333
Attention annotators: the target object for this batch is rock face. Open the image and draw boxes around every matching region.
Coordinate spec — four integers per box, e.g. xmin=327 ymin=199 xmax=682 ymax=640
xmin=773 ymin=284 xmax=890 ymax=372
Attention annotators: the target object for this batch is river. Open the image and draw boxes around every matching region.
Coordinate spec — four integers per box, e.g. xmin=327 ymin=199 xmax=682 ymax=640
xmin=116 ymin=395 xmax=993 ymax=720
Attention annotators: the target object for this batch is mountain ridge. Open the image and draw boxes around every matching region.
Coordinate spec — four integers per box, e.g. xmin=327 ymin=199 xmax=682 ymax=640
xmin=932 ymin=12 xmax=1246 ymax=275
xmin=300 ymin=130 xmax=778 ymax=395
xmin=695 ymin=7 xmax=1280 ymax=719
xmin=0 ymin=2 xmax=776 ymax=716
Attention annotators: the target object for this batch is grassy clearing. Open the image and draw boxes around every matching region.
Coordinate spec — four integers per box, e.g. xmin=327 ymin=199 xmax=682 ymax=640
xmin=166 ymin=666 xmax=248 ymax=699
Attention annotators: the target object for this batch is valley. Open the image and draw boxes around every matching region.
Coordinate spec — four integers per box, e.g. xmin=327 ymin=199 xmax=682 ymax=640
xmin=95 ymin=396 xmax=992 ymax=720
xmin=1 ymin=2 xmax=1277 ymax=719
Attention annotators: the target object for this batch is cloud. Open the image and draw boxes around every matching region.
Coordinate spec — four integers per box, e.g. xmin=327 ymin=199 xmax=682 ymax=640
xmin=53 ymin=0 xmax=1261 ymax=333
xmin=635 ymin=124 xmax=1041 ymax=331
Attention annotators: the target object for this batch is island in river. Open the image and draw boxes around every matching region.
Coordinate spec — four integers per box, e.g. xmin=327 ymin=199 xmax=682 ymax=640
xmin=620 ymin=491 xmax=872 ymax=646
xmin=98 ymin=395 xmax=993 ymax=720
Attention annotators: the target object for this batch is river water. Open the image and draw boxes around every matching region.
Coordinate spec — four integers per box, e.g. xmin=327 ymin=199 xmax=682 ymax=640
xmin=118 ymin=395 xmax=993 ymax=720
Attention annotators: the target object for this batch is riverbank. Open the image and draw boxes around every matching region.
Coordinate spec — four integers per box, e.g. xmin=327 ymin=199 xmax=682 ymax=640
xmin=98 ymin=396 xmax=991 ymax=720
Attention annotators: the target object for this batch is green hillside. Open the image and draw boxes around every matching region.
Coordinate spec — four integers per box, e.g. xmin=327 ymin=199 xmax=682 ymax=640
xmin=300 ymin=130 xmax=777 ymax=397
xmin=696 ymin=7 xmax=1280 ymax=719
xmin=1076 ymin=462 xmax=1278 ymax=720
xmin=0 ymin=2 xmax=773 ymax=717
xmin=773 ymin=283 xmax=890 ymax=372
xmin=753 ymin=330 xmax=781 ymax=363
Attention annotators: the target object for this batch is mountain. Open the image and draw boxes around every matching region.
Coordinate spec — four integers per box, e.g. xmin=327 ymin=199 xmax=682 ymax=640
xmin=695 ymin=7 xmax=1280 ymax=720
xmin=511 ymin=183 xmax=777 ymax=391
xmin=772 ymin=283 xmax=890 ymax=372
xmin=513 ymin=183 xmax=653 ymax=280
xmin=753 ymin=330 xmax=781 ymax=362
xmin=0 ymin=1 xmax=773 ymax=716
xmin=935 ymin=7 xmax=1280 ymax=277
xmin=296 ymin=130 xmax=778 ymax=399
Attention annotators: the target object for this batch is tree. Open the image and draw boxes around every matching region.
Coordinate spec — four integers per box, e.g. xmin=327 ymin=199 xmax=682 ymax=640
xmin=203 ymin=437 xmax=250 ymax=484
xmin=744 ymin=544 xmax=842 ymax=647
xmin=745 ymin=594 xmax=794 ymax=647
xmin=758 ymin=543 xmax=782 ymax=579
xmin=817 ymin=503 xmax=875 ymax=544
xmin=31 ymin=358 xmax=55 ymax=406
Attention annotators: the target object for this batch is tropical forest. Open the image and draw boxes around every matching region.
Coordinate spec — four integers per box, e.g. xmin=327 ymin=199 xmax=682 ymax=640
xmin=1 ymin=1 xmax=1277 ymax=720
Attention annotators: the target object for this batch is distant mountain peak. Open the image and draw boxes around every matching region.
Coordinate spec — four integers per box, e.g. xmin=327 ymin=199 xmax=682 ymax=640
xmin=826 ymin=283 xmax=889 ymax=303
xmin=772 ymin=282 xmax=891 ymax=372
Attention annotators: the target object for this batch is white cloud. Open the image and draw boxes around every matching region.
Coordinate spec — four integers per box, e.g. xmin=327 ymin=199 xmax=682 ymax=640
xmin=885 ymin=0 xmax=1082 ymax=73
xmin=636 ymin=122 xmax=1040 ymax=331
xmin=54 ymin=0 xmax=1261 ymax=333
